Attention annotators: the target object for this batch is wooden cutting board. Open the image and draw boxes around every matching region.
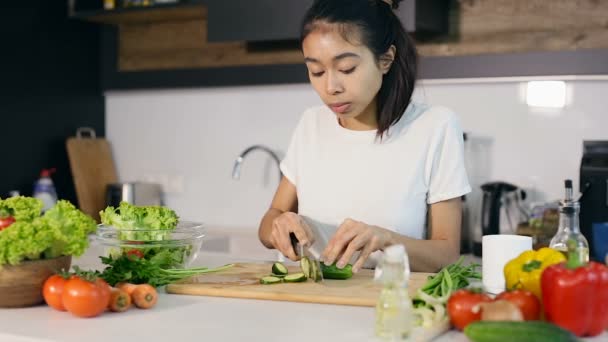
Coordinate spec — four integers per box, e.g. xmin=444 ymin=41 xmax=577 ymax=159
xmin=166 ymin=263 xmax=434 ymax=307
xmin=66 ymin=128 xmax=118 ymax=222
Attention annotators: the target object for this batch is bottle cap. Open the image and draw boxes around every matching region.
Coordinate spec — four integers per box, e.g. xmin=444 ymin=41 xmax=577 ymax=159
xmin=40 ymin=168 xmax=57 ymax=177
xmin=384 ymin=244 xmax=406 ymax=263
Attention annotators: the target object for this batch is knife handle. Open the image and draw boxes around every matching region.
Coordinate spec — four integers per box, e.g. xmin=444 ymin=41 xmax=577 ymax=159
xmin=289 ymin=232 xmax=299 ymax=256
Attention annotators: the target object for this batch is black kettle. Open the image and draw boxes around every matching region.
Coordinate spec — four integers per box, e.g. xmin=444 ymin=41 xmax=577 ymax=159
xmin=472 ymin=181 xmax=524 ymax=256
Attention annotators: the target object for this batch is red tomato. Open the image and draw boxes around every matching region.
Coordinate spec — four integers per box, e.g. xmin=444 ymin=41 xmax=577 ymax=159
xmin=0 ymin=216 xmax=15 ymax=230
xmin=496 ymin=289 xmax=541 ymax=321
xmin=42 ymin=275 xmax=68 ymax=311
xmin=62 ymin=276 xmax=111 ymax=318
xmin=447 ymin=289 xmax=493 ymax=330
xmin=126 ymin=249 xmax=144 ymax=259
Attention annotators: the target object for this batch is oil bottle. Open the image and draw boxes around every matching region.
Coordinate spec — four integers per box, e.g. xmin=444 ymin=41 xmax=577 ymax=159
xmin=374 ymin=244 xmax=413 ymax=341
xmin=549 ymin=179 xmax=589 ymax=263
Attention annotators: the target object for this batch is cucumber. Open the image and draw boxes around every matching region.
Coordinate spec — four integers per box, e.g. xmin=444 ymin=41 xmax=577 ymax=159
xmin=321 ymin=262 xmax=353 ymax=280
xmin=271 ymin=262 xmax=288 ymax=276
xmin=259 ymin=276 xmax=282 ymax=285
xmin=464 ymin=321 xmax=578 ymax=342
xmin=309 ymin=259 xmax=323 ymax=282
xmin=284 ymin=272 xmax=307 ymax=283
xmin=300 ymin=256 xmax=311 ymax=278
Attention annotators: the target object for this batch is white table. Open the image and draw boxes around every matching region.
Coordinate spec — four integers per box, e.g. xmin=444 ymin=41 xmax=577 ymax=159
xmin=0 ymin=245 xmax=606 ymax=342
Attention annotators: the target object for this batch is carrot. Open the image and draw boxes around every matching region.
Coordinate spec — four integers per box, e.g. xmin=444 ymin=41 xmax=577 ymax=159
xmin=108 ymin=288 xmax=132 ymax=312
xmin=116 ymin=282 xmax=139 ymax=296
xmin=132 ymin=284 xmax=158 ymax=309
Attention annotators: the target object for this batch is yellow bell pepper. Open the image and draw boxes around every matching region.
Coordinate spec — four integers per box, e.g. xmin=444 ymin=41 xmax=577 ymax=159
xmin=503 ymin=247 xmax=566 ymax=299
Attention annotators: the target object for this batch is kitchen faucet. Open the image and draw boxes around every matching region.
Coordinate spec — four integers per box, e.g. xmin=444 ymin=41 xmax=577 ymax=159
xmin=232 ymin=145 xmax=282 ymax=183
xmin=232 ymin=145 xmax=285 ymax=262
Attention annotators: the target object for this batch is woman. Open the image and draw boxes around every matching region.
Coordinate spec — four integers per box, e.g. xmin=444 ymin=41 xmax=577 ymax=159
xmin=258 ymin=0 xmax=471 ymax=272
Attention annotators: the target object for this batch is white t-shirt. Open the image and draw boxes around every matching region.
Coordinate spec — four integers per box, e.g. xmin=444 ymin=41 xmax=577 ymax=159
xmin=280 ymin=102 xmax=471 ymax=246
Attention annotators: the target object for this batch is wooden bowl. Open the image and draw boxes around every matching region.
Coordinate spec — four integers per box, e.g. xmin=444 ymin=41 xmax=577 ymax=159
xmin=0 ymin=256 xmax=72 ymax=308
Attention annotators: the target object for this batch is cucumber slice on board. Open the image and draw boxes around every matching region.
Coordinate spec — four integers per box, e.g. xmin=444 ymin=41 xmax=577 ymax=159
xmin=271 ymin=262 xmax=288 ymax=276
xmin=300 ymin=257 xmax=312 ymax=278
xmin=309 ymin=259 xmax=323 ymax=282
xmin=260 ymin=276 xmax=282 ymax=284
xmin=284 ymin=273 xmax=307 ymax=283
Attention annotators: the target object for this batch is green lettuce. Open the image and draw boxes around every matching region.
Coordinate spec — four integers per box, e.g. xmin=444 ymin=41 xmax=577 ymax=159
xmin=0 ymin=199 xmax=97 ymax=266
xmin=99 ymin=201 xmax=179 ymax=241
xmin=41 ymin=200 xmax=98 ymax=259
xmin=0 ymin=196 xmax=43 ymax=221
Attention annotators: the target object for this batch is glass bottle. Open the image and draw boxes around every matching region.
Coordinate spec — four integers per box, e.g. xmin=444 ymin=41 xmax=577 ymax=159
xmin=375 ymin=244 xmax=413 ymax=341
xmin=549 ymin=179 xmax=589 ymax=263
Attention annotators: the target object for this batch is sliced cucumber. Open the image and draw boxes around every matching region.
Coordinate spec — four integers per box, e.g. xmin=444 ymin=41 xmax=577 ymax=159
xmin=271 ymin=262 xmax=288 ymax=276
xmin=300 ymin=256 xmax=311 ymax=278
xmin=309 ymin=259 xmax=323 ymax=282
xmin=284 ymin=272 xmax=307 ymax=283
xmin=260 ymin=276 xmax=282 ymax=285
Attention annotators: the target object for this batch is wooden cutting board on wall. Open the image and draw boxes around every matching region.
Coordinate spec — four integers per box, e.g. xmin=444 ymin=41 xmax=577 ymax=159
xmin=66 ymin=128 xmax=118 ymax=222
xmin=166 ymin=263 xmax=433 ymax=307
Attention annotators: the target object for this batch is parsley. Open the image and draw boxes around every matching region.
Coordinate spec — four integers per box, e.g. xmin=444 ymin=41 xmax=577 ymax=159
xmin=99 ymin=253 xmax=234 ymax=287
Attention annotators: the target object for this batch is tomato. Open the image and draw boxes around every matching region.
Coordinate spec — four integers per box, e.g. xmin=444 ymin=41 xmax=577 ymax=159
xmin=126 ymin=249 xmax=144 ymax=259
xmin=0 ymin=216 xmax=15 ymax=230
xmin=42 ymin=275 xmax=68 ymax=311
xmin=62 ymin=276 xmax=111 ymax=318
xmin=495 ymin=289 xmax=541 ymax=321
xmin=447 ymin=289 xmax=493 ymax=330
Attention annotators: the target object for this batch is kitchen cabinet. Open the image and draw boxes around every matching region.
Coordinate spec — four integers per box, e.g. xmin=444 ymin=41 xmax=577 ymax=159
xmin=68 ymin=0 xmax=608 ymax=90
xmin=206 ymin=0 xmax=448 ymax=43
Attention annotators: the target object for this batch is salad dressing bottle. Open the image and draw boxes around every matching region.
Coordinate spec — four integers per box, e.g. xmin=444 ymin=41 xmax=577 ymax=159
xmin=549 ymin=179 xmax=589 ymax=263
xmin=374 ymin=244 xmax=413 ymax=341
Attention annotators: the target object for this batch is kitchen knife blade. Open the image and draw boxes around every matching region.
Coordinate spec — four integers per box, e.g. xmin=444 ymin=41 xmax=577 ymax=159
xmin=290 ymin=232 xmax=324 ymax=282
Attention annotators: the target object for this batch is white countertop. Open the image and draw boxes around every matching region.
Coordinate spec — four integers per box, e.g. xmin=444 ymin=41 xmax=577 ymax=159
xmin=1 ymin=234 xmax=607 ymax=342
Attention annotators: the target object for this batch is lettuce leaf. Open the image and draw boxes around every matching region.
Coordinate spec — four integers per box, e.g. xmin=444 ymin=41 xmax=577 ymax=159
xmin=0 ymin=199 xmax=96 ymax=266
xmin=0 ymin=196 xmax=43 ymax=221
xmin=99 ymin=201 xmax=179 ymax=241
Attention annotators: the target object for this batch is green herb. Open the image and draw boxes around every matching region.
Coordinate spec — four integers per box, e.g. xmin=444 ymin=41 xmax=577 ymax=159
xmin=413 ymin=256 xmax=481 ymax=308
xmin=98 ymin=252 xmax=234 ymax=287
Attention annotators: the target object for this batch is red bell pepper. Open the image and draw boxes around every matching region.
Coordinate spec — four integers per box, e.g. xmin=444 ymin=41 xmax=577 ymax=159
xmin=542 ymin=255 xmax=608 ymax=336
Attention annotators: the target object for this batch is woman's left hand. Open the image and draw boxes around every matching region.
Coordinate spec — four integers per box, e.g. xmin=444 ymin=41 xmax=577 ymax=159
xmin=322 ymin=218 xmax=393 ymax=273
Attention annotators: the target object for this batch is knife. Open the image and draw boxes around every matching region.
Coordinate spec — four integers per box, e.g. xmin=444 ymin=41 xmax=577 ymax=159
xmin=290 ymin=232 xmax=324 ymax=282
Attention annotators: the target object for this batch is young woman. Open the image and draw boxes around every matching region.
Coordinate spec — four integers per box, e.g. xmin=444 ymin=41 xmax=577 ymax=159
xmin=258 ymin=0 xmax=471 ymax=272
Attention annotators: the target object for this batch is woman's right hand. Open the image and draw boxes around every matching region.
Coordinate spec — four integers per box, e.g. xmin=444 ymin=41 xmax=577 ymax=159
xmin=269 ymin=212 xmax=315 ymax=261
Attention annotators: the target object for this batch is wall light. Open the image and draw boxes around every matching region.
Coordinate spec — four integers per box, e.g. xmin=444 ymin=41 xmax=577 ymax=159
xmin=526 ymin=81 xmax=567 ymax=108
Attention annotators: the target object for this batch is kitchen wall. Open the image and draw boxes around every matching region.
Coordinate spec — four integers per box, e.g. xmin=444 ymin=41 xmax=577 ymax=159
xmin=106 ymin=78 xmax=608 ymax=229
xmin=0 ymin=1 xmax=104 ymax=201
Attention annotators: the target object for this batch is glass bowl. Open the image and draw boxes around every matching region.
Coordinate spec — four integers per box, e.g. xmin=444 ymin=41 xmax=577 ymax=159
xmin=94 ymin=221 xmax=205 ymax=269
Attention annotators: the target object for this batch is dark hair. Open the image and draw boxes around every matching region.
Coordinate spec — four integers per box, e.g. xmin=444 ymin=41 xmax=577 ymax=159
xmin=300 ymin=0 xmax=418 ymax=138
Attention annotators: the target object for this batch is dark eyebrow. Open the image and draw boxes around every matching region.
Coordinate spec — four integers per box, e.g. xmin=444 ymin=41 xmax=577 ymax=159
xmin=304 ymin=52 xmax=361 ymax=64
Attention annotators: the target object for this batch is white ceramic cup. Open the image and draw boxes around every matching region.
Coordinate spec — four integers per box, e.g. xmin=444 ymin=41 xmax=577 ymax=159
xmin=482 ymin=234 xmax=533 ymax=294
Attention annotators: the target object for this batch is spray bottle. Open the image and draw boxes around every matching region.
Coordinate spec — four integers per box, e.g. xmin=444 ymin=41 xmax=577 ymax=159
xmin=33 ymin=168 xmax=57 ymax=212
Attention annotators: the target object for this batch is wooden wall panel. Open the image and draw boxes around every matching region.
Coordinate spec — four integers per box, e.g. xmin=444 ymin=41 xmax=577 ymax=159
xmin=457 ymin=0 xmax=608 ymax=36
xmin=113 ymin=0 xmax=608 ymax=71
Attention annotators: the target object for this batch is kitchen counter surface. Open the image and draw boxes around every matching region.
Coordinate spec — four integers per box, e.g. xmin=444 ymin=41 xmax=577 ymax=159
xmin=1 ymin=244 xmax=607 ymax=342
